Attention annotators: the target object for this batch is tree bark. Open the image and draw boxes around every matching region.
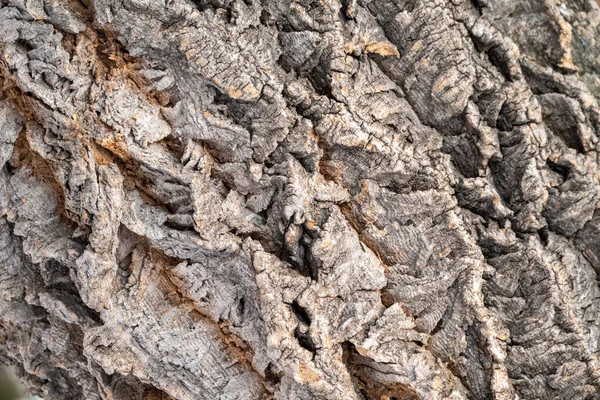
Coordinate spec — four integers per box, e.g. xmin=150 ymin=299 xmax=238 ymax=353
xmin=2 ymin=0 xmax=600 ymax=399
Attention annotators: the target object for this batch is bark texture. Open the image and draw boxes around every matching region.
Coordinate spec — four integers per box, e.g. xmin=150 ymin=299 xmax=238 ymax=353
xmin=2 ymin=0 xmax=600 ymax=399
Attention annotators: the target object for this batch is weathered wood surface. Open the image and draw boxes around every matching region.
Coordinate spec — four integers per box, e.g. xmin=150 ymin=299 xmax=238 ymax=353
xmin=2 ymin=0 xmax=600 ymax=399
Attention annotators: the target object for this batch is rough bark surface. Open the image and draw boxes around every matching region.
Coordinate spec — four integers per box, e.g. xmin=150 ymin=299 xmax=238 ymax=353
xmin=2 ymin=0 xmax=600 ymax=399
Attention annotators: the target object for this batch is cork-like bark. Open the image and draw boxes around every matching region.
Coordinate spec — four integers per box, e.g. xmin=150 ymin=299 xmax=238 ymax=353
xmin=2 ymin=0 xmax=600 ymax=399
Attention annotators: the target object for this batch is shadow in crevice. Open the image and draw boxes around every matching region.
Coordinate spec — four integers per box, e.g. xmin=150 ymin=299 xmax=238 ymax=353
xmin=341 ymin=342 xmax=418 ymax=400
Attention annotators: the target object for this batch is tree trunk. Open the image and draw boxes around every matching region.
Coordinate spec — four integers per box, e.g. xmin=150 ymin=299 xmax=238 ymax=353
xmin=2 ymin=0 xmax=600 ymax=399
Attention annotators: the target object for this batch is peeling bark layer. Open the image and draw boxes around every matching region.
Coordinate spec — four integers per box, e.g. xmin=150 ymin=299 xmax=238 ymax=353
xmin=2 ymin=0 xmax=600 ymax=399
